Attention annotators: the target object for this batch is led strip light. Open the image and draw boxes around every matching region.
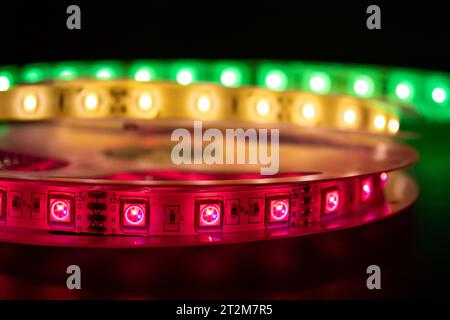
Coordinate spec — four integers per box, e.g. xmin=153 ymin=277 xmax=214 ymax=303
xmin=0 ymin=124 xmax=417 ymax=246
xmin=0 ymin=59 xmax=448 ymax=120
xmin=0 ymin=165 xmax=415 ymax=241
xmin=0 ymin=80 xmax=400 ymax=134
xmin=0 ymin=61 xmax=420 ymax=247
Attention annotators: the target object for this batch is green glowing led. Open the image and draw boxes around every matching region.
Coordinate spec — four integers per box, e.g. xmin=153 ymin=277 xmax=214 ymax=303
xmin=219 ymin=68 xmax=241 ymax=87
xmin=177 ymin=69 xmax=194 ymax=85
xmin=129 ymin=61 xmax=165 ymax=82
xmin=295 ymin=64 xmax=339 ymax=94
xmin=0 ymin=71 xmax=13 ymax=91
xmin=264 ymin=70 xmax=288 ymax=90
xmin=307 ymin=72 xmax=331 ymax=94
xmin=387 ymin=71 xmax=420 ymax=103
xmin=60 ymin=69 xmax=75 ymax=79
xmin=129 ymin=65 xmax=156 ymax=82
xmin=171 ymin=66 xmax=197 ymax=85
xmin=134 ymin=68 xmax=153 ymax=82
xmin=426 ymin=77 xmax=449 ymax=106
xmin=91 ymin=62 xmax=123 ymax=80
xmin=414 ymin=75 xmax=450 ymax=120
xmin=352 ymin=75 xmax=375 ymax=97
xmin=169 ymin=61 xmax=203 ymax=86
xmin=22 ymin=66 xmax=47 ymax=83
xmin=395 ymin=82 xmax=412 ymax=100
xmin=128 ymin=60 xmax=162 ymax=82
xmin=345 ymin=68 xmax=382 ymax=98
xmin=96 ymin=68 xmax=113 ymax=79
xmin=53 ymin=63 xmax=82 ymax=80
xmin=213 ymin=62 xmax=249 ymax=87
xmin=257 ymin=64 xmax=291 ymax=91
xmin=431 ymin=87 xmax=448 ymax=104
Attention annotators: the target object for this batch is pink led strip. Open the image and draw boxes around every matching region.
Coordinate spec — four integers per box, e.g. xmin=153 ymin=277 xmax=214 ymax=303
xmin=0 ymin=167 xmax=390 ymax=236
xmin=0 ymin=78 xmax=418 ymax=246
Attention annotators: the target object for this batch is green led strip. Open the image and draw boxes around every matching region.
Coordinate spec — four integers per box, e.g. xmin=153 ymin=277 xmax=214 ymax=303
xmin=0 ymin=60 xmax=449 ymax=121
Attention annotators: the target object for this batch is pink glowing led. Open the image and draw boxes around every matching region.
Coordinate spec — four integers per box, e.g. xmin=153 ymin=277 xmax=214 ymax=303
xmin=124 ymin=205 xmax=146 ymax=226
xmin=50 ymin=200 xmax=71 ymax=222
xmin=200 ymin=205 xmax=221 ymax=226
xmin=0 ymin=191 xmax=4 ymax=219
xmin=270 ymin=200 xmax=289 ymax=222
xmin=324 ymin=190 xmax=339 ymax=214
xmin=380 ymin=172 xmax=388 ymax=186
xmin=361 ymin=178 xmax=373 ymax=202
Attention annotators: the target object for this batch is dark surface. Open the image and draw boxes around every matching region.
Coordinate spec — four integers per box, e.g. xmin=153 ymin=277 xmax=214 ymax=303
xmin=402 ymin=122 xmax=450 ymax=299
xmin=0 ymin=1 xmax=449 ymax=299
xmin=0 ymin=210 xmax=418 ymax=299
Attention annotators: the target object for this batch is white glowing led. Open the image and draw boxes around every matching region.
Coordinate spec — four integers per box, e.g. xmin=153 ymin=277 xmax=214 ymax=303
xmin=220 ymin=70 xmax=237 ymax=87
xmin=138 ymin=93 xmax=153 ymax=111
xmin=343 ymin=109 xmax=356 ymax=125
xmin=84 ymin=93 xmax=99 ymax=111
xmin=395 ymin=83 xmax=411 ymax=100
xmin=309 ymin=76 xmax=326 ymax=92
xmin=256 ymin=99 xmax=271 ymax=116
xmin=387 ymin=119 xmax=400 ymax=134
xmin=302 ymin=103 xmax=316 ymax=120
xmin=196 ymin=96 xmax=212 ymax=113
xmin=177 ymin=70 xmax=193 ymax=85
xmin=0 ymin=76 xmax=10 ymax=91
xmin=374 ymin=115 xmax=386 ymax=130
xmin=354 ymin=79 xmax=370 ymax=96
xmin=22 ymin=94 xmax=38 ymax=113
xmin=432 ymin=87 xmax=447 ymax=104
xmin=135 ymin=70 xmax=152 ymax=82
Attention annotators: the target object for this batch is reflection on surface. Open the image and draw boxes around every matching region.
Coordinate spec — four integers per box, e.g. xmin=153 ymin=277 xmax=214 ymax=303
xmin=0 ymin=210 xmax=417 ymax=299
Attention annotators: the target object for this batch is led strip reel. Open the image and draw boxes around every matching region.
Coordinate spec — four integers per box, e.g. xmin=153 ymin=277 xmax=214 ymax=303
xmin=0 ymin=119 xmax=417 ymax=247
xmin=0 ymin=59 xmax=448 ymax=120
xmin=0 ymin=62 xmax=420 ymax=247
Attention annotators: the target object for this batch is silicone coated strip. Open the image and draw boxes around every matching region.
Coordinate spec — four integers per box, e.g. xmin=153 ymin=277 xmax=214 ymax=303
xmin=0 ymin=80 xmax=400 ymax=135
xmin=0 ymin=170 xmax=387 ymax=237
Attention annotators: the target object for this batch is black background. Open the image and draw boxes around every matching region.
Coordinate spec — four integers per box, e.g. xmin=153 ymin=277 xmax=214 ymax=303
xmin=1 ymin=0 xmax=450 ymax=303
xmin=0 ymin=1 xmax=448 ymax=71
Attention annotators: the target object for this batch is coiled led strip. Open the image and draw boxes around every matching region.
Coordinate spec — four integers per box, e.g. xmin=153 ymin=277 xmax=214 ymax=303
xmin=0 ymin=139 xmax=417 ymax=244
xmin=0 ymin=59 xmax=448 ymax=120
xmin=0 ymin=62 xmax=421 ymax=246
xmin=0 ymin=80 xmax=400 ymax=134
xmin=0 ymin=116 xmax=418 ymax=244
